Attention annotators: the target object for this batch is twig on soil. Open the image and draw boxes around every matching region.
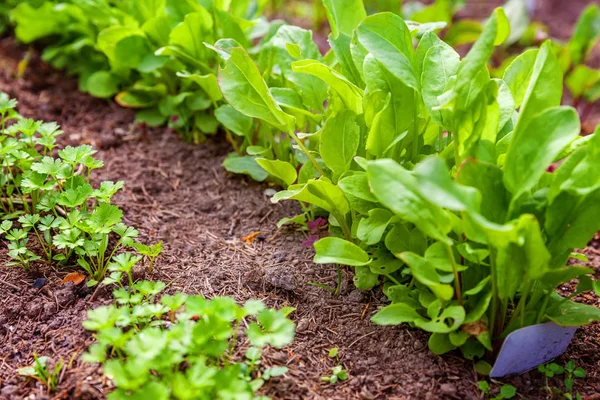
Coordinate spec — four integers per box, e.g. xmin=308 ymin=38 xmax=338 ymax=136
xmin=0 ymin=278 xmax=21 ymax=291
xmin=267 ymin=228 xmax=282 ymax=243
xmin=1 ymin=197 xmax=31 ymax=204
xmin=88 ymin=284 xmax=103 ymax=303
xmin=211 ymin=167 xmax=221 ymax=182
xmin=258 ymin=209 xmax=273 ymax=224
xmin=361 ymin=303 xmax=370 ymax=319
xmin=140 ymin=183 xmax=153 ymax=203
xmin=227 ymin=216 xmax=239 ymax=236
xmin=347 ymin=330 xmax=378 ymax=349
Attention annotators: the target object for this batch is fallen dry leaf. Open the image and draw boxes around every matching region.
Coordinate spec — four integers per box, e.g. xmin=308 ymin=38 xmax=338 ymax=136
xmin=61 ymin=271 xmax=86 ymax=285
xmin=241 ymin=231 xmax=261 ymax=245
xmin=462 ymin=321 xmax=488 ymax=336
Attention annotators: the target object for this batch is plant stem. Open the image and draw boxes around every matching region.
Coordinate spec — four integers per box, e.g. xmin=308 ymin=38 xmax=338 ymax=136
xmin=287 ymin=130 xmax=325 ymax=176
xmin=385 ymin=273 xmax=401 ymax=285
xmin=445 ymin=243 xmax=463 ymax=306
xmin=412 ymin=92 xmax=419 ymax=161
xmin=333 ymin=211 xmax=352 ymax=242
xmin=334 ymin=264 xmax=342 ymax=296
xmin=225 ymin=129 xmax=241 ymax=155
xmin=32 ymin=227 xmax=50 ymax=261
xmin=536 ymin=291 xmax=551 ymax=324
xmin=228 ymin=318 xmax=241 ymax=362
xmin=512 ymin=279 xmax=532 ymax=329
xmin=488 ymin=246 xmax=499 ymax=339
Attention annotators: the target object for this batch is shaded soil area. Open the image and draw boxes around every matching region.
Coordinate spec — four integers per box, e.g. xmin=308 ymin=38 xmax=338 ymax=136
xmin=1 ymin=3 xmax=600 ymax=399
xmin=459 ymin=0 xmax=595 ymax=39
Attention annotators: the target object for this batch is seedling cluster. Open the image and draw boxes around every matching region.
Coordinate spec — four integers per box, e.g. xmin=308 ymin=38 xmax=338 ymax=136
xmin=82 ymin=279 xmax=295 ymax=399
xmin=0 ymin=93 xmax=160 ymax=285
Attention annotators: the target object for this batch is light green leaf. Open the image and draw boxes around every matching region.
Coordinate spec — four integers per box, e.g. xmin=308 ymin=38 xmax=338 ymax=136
xmin=357 ymin=13 xmax=419 ymax=90
xmin=314 ymin=237 xmax=370 ymax=266
xmin=568 ymin=4 xmax=600 ymax=65
xmin=547 ymin=296 xmax=600 ymax=326
xmin=176 ymin=72 xmax=223 ymax=102
xmin=87 ymin=71 xmax=119 ymax=99
xmin=357 ymin=209 xmax=393 ymax=245
xmin=323 ymin=0 xmax=366 ymax=38
xmin=372 ymin=303 xmax=422 ymax=325
xmin=456 ymin=159 xmax=508 ymax=224
xmin=97 ymin=26 xmax=146 ymax=70
xmin=539 ymin=266 xmax=594 ymax=289
xmin=219 ymin=47 xmax=295 ymax=132
xmin=368 ymin=159 xmax=451 ymax=242
xmin=504 ymin=106 xmax=580 ymax=197
xmin=272 ymin=179 xmax=350 ymax=216
xmin=566 ymin=65 xmax=600 ymax=100
xmin=512 ymin=40 xmax=563 ymax=137
xmin=319 ymin=110 xmax=360 ymax=175
xmin=428 ymin=333 xmax=456 ymax=355
xmin=291 ymin=59 xmax=363 ymax=114
xmin=255 ymin=159 xmax=297 ymax=186
xmin=421 ymin=42 xmax=460 ymax=126
xmin=169 ymin=10 xmax=214 ymax=61
xmin=412 ymin=156 xmax=480 ymax=212
xmin=452 ymin=8 xmax=509 ymax=106
xmin=503 ymin=49 xmax=539 ymax=109
xmin=214 ymin=105 xmax=253 ymax=137
xmin=222 ymin=153 xmax=269 ymax=181
xmin=400 ymin=252 xmax=454 ymax=301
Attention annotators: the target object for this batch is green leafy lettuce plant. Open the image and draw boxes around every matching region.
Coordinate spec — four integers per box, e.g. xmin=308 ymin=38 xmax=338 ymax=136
xmin=217 ymin=1 xmax=600 ymax=362
xmin=555 ymin=5 xmax=600 ymax=110
xmin=9 ymin=0 xmax=277 ymax=143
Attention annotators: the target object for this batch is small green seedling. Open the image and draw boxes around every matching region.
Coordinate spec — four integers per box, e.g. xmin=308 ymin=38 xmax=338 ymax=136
xmin=321 ymin=365 xmax=348 ymax=384
xmin=478 ymin=381 xmax=517 ymax=400
xmin=539 ymin=360 xmax=586 ymax=399
xmin=321 ymin=347 xmax=347 ymax=384
xmin=307 ymin=264 xmax=343 ymax=296
xmin=329 ymin=347 xmax=339 ymax=358
xmin=18 ymin=355 xmax=64 ymax=394
xmin=132 ymin=240 xmax=163 ymax=274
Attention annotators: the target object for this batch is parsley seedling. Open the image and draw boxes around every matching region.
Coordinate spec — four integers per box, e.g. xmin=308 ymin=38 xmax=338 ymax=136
xmin=539 ymin=360 xmax=587 ymax=399
xmin=83 ymin=281 xmax=295 ymax=398
xmin=0 ymin=93 xmax=159 ymax=282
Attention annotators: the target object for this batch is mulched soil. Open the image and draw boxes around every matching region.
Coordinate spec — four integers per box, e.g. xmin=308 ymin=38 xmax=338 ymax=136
xmin=1 ymin=2 xmax=600 ymax=398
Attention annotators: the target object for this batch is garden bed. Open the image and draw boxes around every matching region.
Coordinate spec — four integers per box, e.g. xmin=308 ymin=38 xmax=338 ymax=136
xmin=1 ymin=1 xmax=600 ymax=399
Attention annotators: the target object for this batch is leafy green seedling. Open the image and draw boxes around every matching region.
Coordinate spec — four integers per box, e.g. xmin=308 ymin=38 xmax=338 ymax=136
xmin=0 ymin=94 xmax=160 ymax=282
xmin=321 ymin=365 xmax=349 ymax=384
xmin=478 ymin=381 xmax=517 ymax=399
xmin=539 ymin=360 xmax=586 ymax=399
xmin=18 ymin=355 xmax=64 ymax=394
xmin=83 ymin=282 xmax=295 ymax=398
xmin=329 ymin=347 xmax=339 ymax=358
xmin=132 ymin=240 xmax=163 ymax=274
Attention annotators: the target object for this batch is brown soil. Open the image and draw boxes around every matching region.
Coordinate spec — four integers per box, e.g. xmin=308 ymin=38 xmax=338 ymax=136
xmin=1 ymin=3 xmax=600 ymax=399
